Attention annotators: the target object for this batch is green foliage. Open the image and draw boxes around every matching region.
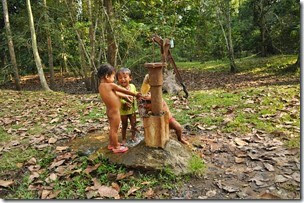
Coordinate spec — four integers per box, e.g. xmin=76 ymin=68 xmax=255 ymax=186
xmin=188 ymin=155 xmax=206 ymax=177
xmin=177 ymin=54 xmax=298 ymax=75
xmin=0 ymin=148 xmax=39 ymax=173
xmin=0 ymin=127 xmax=11 ymax=143
xmin=0 ymin=0 xmax=299 ymax=79
xmin=7 ymin=175 xmax=38 ymax=199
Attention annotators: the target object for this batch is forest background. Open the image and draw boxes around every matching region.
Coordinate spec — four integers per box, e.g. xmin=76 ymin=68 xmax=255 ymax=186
xmin=0 ymin=0 xmax=300 ymax=90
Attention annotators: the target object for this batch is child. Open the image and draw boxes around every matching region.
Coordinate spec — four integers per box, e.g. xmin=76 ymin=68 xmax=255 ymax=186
xmin=140 ymin=74 xmax=189 ymax=145
xmin=116 ymin=68 xmax=139 ymax=145
xmin=97 ymin=64 xmax=141 ymax=153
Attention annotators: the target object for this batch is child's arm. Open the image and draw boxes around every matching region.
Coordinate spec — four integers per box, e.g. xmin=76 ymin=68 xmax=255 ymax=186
xmin=116 ymin=92 xmax=133 ymax=103
xmin=111 ymin=83 xmax=141 ymax=98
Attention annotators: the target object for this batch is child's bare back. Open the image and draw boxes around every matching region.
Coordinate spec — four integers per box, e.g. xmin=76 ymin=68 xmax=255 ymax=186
xmin=99 ymin=82 xmax=122 ymax=115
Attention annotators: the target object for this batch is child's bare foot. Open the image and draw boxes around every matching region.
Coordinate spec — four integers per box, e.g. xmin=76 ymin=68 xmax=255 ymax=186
xmin=108 ymin=142 xmax=122 ymax=150
xmin=112 ymin=146 xmax=128 ymax=153
xmin=108 ymin=143 xmax=121 ymax=150
xmin=121 ymin=140 xmax=127 ymax=145
xmin=179 ymin=138 xmax=189 ymax=145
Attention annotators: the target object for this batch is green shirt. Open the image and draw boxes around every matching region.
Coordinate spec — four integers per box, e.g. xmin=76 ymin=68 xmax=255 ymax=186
xmin=120 ymin=84 xmax=137 ymax=116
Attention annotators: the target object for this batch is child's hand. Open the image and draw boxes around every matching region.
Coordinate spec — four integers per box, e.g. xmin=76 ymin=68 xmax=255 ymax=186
xmin=142 ymin=95 xmax=151 ymax=101
xmin=125 ymin=95 xmax=133 ymax=103
xmin=136 ymin=93 xmax=142 ymax=99
xmin=125 ymin=102 xmax=132 ymax=108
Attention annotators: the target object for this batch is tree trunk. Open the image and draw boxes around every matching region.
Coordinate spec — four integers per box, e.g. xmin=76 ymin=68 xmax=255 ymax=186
xmin=227 ymin=4 xmax=237 ymax=73
xmin=79 ymin=39 xmax=91 ymax=90
xmin=88 ymin=0 xmax=96 ymax=68
xmin=216 ymin=2 xmax=237 ymax=73
xmin=104 ymin=0 xmax=117 ymax=67
xmin=258 ymin=0 xmax=267 ymax=57
xmin=26 ymin=0 xmax=51 ymax=91
xmin=43 ymin=0 xmax=55 ymax=89
xmin=59 ymin=23 xmax=69 ymax=74
xmin=2 ymin=0 xmax=21 ymax=90
xmin=295 ymin=52 xmax=300 ymax=67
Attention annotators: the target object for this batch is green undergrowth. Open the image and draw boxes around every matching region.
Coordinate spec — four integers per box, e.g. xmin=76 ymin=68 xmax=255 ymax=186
xmin=177 ymin=54 xmax=298 ymax=76
xmin=8 ymin=155 xmax=188 ymax=199
xmin=166 ymin=84 xmax=300 ymax=148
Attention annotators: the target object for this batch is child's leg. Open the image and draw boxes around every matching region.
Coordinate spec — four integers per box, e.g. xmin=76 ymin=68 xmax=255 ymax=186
xmin=169 ymin=118 xmax=189 ymax=145
xmin=108 ymin=112 xmax=121 ymax=148
xmin=108 ymin=113 xmax=128 ymax=153
xmin=129 ymin=114 xmax=138 ymax=141
xmin=121 ymin=115 xmax=128 ymax=145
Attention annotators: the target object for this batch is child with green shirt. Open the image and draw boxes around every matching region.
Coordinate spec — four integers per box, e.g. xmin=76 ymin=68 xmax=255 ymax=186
xmin=116 ymin=68 xmax=139 ymax=144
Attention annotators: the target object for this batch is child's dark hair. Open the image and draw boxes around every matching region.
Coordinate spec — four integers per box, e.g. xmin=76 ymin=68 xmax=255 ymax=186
xmin=116 ymin=67 xmax=131 ymax=79
xmin=97 ymin=64 xmax=115 ymax=79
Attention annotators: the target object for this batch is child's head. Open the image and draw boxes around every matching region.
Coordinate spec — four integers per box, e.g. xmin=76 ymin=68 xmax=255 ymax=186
xmin=116 ymin=68 xmax=132 ymax=87
xmin=97 ymin=64 xmax=116 ymax=82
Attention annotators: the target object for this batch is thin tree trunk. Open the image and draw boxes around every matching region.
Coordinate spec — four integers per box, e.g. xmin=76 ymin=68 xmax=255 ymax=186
xmin=216 ymin=3 xmax=237 ymax=73
xmin=88 ymin=0 xmax=96 ymax=68
xmin=2 ymin=0 xmax=21 ymax=90
xmin=104 ymin=0 xmax=118 ymax=67
xmin=43 ymin=0 xmax=55 ymax=89
xmin=64 ymin=0 xmax=96 ymax=72
xmin=59 ymin=23 xmax=68 ymax=74
xmin=259 ymin=0 xmax=266 ymax=57
xmin=79 ymin=38 xmax=91 ymax=90
xmin=26 ymin=0 xmax=51 ymax=91
xmin=227 ymin=5 xmax=237 ymax=73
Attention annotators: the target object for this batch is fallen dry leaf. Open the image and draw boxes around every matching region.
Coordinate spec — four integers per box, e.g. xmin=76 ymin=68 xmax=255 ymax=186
xmin=126 ymin=186 xmax=140 ymax=197
xmin=28 ymin=184 xmax=42 ymax=191
xmin=0 ymin=180 xmax=14 ymax=187
xmin=111 ymin=182 xmax=120 ymax=192
xmin=50 ymin=118 xmax=60 ymax=124
xmin=260 ymin=192 xmax=280 ymax=199
xmin=263 ymin=163 xmax=275 ymax=172
xmin=144 ymin=188 xmax=154 ymax=199
xmin=86 ymin=190 xmax=98 ymax=199
xmin=49 ymin=160 xmax=65 ymax=169
xmin=84 ymin=163 xmax=101 ymax=175
xmin=235 ymin=157 xmax=245 ymax=164
xmin=49 ymin=173 xmax=57 ymax=181
xmin=234 ymin=138 xmax=248 ymax=147
xmin=36 ymin=144 xmax=49 ymax=150
xmin=55 ymin=146 xmax=69 ymax=152
xmin=292 ymin=172 xmax=300 ymax=182
xmin=47 ymin=190 xmax=61 ymax=199
xmin=116 ymin=171 xmax=134 ymax=180
xmin=29 ymin=172 xmax=40 ymax=182
xmin=27 ymin=157 xmax=37 ymax=165
xmin=141 ymin=181 xmax=151 ymax=185
xmin=16 ymin=162 xmax=23 ymax=168
xmin=91 ymin=178 xmax=102 ymax=190
xmin=48 ymin=137 xmax=57 ymax=144
xmin=98 ymin=186 xmax=120 ymax=198
xmin=41 ymin=190 xmax=51 ymax=199
xmin=275 ymin=175 xmax=288 ymax=183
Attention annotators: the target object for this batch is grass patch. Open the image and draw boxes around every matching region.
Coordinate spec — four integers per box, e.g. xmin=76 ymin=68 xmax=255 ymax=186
xmin=188 ymin=155 xmax=206 ymax=177
xmin=27 ymin=124 xmax=45 ymax=135
xmin=7 ymin=175 xmax=38 ymax=199
xmin=285 ymin=137 xmax=300 ymax=149
xmin=0 ymin=127 xmax=11 ymax=143
xmin=176 ymin=54 xmax=298 ymax=76
xmin=167 ymin=84 xmax=299 ymax=147
xmin=0 ymin=148 xmax=40 ymax=173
